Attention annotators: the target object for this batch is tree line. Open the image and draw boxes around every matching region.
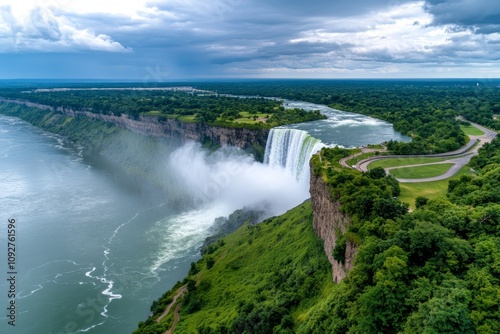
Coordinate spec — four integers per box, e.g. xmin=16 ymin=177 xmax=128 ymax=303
xmin=0 ymin=88 xmax=325 ymax=129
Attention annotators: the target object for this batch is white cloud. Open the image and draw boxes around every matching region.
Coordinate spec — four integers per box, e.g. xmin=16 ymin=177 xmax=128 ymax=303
xmin=290 ymin=2 xmax=448 ymax=59
xmin=0 ymin=0 xmax=134 ymax=52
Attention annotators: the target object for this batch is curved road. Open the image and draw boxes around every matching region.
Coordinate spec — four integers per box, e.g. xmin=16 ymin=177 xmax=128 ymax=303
xmin=348 ymin=119 xmax=497 ymax=183
xmin=339 ymin=147 xmax=386 ymax=169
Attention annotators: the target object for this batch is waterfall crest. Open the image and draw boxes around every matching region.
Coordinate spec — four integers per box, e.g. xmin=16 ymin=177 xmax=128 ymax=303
xmin=264 ymin=128 xmax=325 ymax=182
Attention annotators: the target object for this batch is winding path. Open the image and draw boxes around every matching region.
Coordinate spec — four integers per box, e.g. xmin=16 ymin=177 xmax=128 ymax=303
xmin=164 ymin=303 xmax=183 ymax=334
xmin=157 ymin=285 xmax=187 ymax=324
xmin=348 ymin=119 xmax=497 ymax=182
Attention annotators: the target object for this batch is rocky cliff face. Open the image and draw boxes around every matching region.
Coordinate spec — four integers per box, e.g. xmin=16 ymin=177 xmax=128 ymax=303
xmin=0 ymin=98 xmax=269 ymax=154
xmin=310 ymin=170 xmax=358 ymax=283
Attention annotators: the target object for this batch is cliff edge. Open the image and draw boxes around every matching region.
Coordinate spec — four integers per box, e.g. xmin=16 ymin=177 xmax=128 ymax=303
xmin=310 ymin=171 xmax=358 ymax=282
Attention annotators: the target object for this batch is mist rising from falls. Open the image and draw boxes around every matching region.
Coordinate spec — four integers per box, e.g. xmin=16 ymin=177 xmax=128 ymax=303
xmin=168 ymin=142 xmax=310 ymax=217
xmin=167 ymin=128 xmax=324 ymax=219
xmin=264 ymin=128 xmax=325 ymax=182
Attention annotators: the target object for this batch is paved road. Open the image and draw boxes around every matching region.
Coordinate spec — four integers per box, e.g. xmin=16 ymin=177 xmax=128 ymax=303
xmin=339 ymin=147 xmax=386 ymax=169
xmin=349 ymin=119 xmax=497 ymax=182
xmin=391 ymin=155 xmax=473 ymax=183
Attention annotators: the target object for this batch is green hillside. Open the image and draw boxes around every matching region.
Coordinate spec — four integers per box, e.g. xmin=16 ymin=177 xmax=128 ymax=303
xmin=134 ymin=201 xmax=335 ymax=333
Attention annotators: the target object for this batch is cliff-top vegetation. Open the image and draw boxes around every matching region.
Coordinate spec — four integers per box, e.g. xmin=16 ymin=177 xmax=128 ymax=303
xmin=0 ymin=88 xmax=326 ymax=129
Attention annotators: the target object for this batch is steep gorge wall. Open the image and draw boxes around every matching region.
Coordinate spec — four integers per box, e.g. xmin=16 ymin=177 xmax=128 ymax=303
xmin=310 ymin=171 xmax=358 ymax=282
xmin=0 ymin=98 xmax=269 ymax=154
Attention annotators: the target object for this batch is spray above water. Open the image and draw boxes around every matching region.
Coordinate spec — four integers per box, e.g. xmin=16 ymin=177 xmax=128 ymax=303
xmin=167 ymin=138 xmax=316 ymax=217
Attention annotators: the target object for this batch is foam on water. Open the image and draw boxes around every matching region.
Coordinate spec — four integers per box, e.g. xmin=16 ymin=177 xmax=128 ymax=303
xmin=148 ymin=204 xmax=232 ymax=274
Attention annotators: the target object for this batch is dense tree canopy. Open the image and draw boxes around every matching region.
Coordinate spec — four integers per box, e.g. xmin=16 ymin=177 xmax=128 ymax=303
xmin=301 ymin=139 xmax=500 ymax=334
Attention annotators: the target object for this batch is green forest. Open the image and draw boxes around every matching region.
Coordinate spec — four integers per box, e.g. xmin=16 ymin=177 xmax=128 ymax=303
xmin=303 ymin=141 xmax=500 ymax=333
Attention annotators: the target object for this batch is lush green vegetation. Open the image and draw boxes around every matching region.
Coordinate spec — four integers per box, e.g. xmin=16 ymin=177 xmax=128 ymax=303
xmin=0 ymin=88 xmax=325 ymax=129
xmin=388 ymin=163 xmax=454 ymax=179
xmin=448 ymin=138 xmax=500 ymax=207
xmin=134 ymin=201 xmax=333 ymax=333
xmin=312 ymin=147 xmax=407 ymax=221
xmin=300 ymin=141 xmax=500 ymax=333
xmin=368 ymin=157 xmax=446 ymax=169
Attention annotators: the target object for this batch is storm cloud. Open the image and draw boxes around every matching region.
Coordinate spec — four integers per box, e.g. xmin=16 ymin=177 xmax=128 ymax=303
xmin=0 ymin=0 xmax=498 ymax=78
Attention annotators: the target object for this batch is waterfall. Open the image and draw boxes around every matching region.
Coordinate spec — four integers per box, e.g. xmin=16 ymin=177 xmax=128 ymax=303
xmin=264 ymin=128 xmax=325 ymax=182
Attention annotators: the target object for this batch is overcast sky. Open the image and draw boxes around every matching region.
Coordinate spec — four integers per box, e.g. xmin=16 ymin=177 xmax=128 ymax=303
xmin=0 ymin=0 xmax=499 ymax=79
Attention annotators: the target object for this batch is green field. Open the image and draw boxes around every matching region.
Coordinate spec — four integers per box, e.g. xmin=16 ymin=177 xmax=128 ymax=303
xmin=460 ymin=124 xmax=485 ymax=136
xmin=232 ymin=111 xmax=269 ymax=124
xmin=177 ymin=115 xmax=197 ymax=122
xmin=368 ymin=157 xmax=446 ymax=169
xmin=389 ymin=163 xmax=454 ymax=179
xmin=398 ymin=166 xmax=472 ymax=210
xmin=346 ymin=151 xmax=376 ymax=166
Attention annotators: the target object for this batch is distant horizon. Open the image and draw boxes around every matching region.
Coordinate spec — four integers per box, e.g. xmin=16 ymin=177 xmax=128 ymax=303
xmin=1 ymin=77 xmax=500 ymax=83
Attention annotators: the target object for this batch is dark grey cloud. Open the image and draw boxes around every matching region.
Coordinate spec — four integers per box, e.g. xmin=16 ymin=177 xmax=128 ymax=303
xmin=424 ymin=0 xmax=500 ymax=33
xmin=208 ymin=41 xmax=352 ymax=65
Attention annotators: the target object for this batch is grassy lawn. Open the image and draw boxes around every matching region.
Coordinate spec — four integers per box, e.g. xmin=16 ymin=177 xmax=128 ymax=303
xmin=233 ymin=111 xmax=269 ymax=124
xmin=460 ymin=124 xmax=485 ymax=136
xmin=398 ymin=166 xmax=472 ymax=211
xmin=178 ymin=115 xmax=197 ymax=122
xmin=368 ymin=157 xmax=446 ymax=169
xmin=346 ymin=152 xmax=377 ymax=166
xmin=389 ymin=163 xmax=454 ymax=179
xmin=141 ymin=110 xmax=163 ymax=116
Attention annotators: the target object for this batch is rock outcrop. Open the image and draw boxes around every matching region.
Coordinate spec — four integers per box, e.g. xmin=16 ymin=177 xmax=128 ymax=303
xmin=310 ymin=170 xmax=358 ymax=283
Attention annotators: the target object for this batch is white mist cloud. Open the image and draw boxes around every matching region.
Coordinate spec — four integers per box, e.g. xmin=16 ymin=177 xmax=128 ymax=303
xmin=168 ymin=142 xmax=309 ymax=216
